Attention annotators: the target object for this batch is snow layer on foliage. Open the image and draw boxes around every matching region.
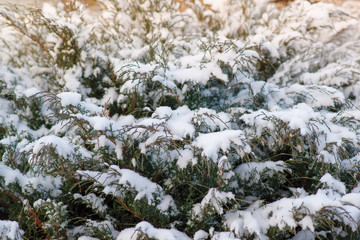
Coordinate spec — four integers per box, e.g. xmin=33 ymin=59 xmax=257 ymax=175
xmin=57 ymin=92 xmax=82 ymax=107
xmin=193 ymin=130 xmax=250 ymax=162
xmin=27 ymin=135 xmax=92 ymax=160
xmin=260 ymin=0 xmax=360 ymax=107
xmin=233 ymin=80 xmax=345 ymax=112
xmin=341 ymin=193 xmax=360 ymax=207
xmin=83 ymin=220 xmax=119 ymax=239
xmin=0 ymin=220 xmax=24 ymax=240
xmin=151 ymin=106 xmax=231 ymax=140
xmin=72 ymin=113 xmax=115 ymax=131
xmin=235 ymin=161 xmax=287 ymax=181
xmin=194 ymin=230 xmax=209 ymax=240
xmin=0 ymin=65 xmax=35 ymax=93
xmin=210 ymin=231 xmax=240 ymax=240
xmin=116 ymin=38 xmax=259 ymax=101
xmin=32 ymin=135 xmax=74 ymax=157
xmin=192 ymin=188 xmax=234 ymax=217
xmin=0 ymin=112 xmax=44 ymax=141
xmin=241 ymin=103 xmax=317 ymax=136
xmin=292 ymin=230 xmax=315 ymax=240
xmin=262 ymin=1 xmax=358 ymax=56
xmin=153 ymin=106 xmax=195 ymax=138
xmin=78 ymin=237 xmax=100 ymax=240
xmin=177 ymin=148 xmax=197 ymax=169
xmin=241 ymin=103 xmax=359 ymax=164
xmin=63 ymin=66 xmax=82 ymax=92
xmin=165 ymin=43 xmax=252 ymax=84
xmin=57 ymin=92 xmax=103 ymax=114
xmin=73 ymin=193 xmax=107 ymax=214
xmin=284 ymin=84 xmax=345 ymax=108
xmin=195 ymin=109 xmax=230 ymax=130
xmin=77 ymin=165 xmax=177 ymax=215
xmin=117 ymin=221 xmax=191 ymax=240
xmin=135 ymin=106 xmax=241 ymax=161
xmin=225 ymin=188 xmax=360 ymax=238
xmin=320 ymin=173 xmax=346 ymax=194
xmin=0 ymin=162 xmax=62 ymax=197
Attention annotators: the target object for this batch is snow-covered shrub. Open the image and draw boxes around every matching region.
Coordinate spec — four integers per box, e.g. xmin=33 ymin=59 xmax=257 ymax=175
xmin=0 ymin=220 xmax=24 ymax=240
xmin=0 ymin=0 xmax=360 ymax=239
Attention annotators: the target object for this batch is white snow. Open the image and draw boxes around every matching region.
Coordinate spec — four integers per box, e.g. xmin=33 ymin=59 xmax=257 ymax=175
xmin=242 ymin=103 xmax=315 ymax=136
xmin=73 ymin=193 xmax=108 ymax=213
xmin=299 ymin=215 xmax=314 ymax=232
xmin=225 ymin=187 xmax=360 ymax=239
xmin=177 ymin=148 xmax=197 ymax=169
xmin=193 ymin=130 xmax=250 ymax=162
xmin=0 ymin=220 xmax=24 ymax=240
xmin=194 ymin=230 xmax=209 ymax=240
xmin=117 ymin=221 xmax=191 ymax=240
xmin=77 ymin=165 xmax=178 ymax=215
xmin=23 ymin=87 xmax=41 ymax=97
xmin=291 ymin=230 xmax=315 ymax=240
xmin=192 ymin=188 xmax=234 ymax=218
xmin=341 ymin=193 xmax=360 ymax=207
xmin=320 ymin=173 xmax=346 ymax=195
xmin=210 ymin=231 xmax=240 ymax=240
xmin=195 ymin=108 xmax=230 ymax=131
xmin=57 ymin=92 xmax=82 ymax=107
xmin=166 ymin=106 xmax=195 ymax=138
xmin=235 ymin=161 xmax=287 ymax=181
xmin=0 ymin=162 xmax=62 ymax=197
xmin=63 ymin=67 xmax=82 ymax=92
xmin=78 ymin=237 xmax=100 ymax=240
xmin=32 ymin=135 xmax=75 ymax=157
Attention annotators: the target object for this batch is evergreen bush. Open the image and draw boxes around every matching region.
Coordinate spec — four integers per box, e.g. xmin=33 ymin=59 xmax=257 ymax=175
xmin=0 ymin=0 xmax=360 ymax=239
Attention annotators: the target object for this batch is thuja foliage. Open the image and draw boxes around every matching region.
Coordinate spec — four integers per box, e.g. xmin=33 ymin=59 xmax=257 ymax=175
xmin=0 ymin=0 xmax=360 ymax=239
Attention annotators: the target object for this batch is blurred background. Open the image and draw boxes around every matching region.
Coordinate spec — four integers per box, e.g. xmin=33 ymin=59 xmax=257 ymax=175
xmin=4 ymin=0 xmax=97 ymax=8
xmin=3 ymin=0 xmax=360 ymax=17
xmin=4 ymin=0 xmax=360 ymax=8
